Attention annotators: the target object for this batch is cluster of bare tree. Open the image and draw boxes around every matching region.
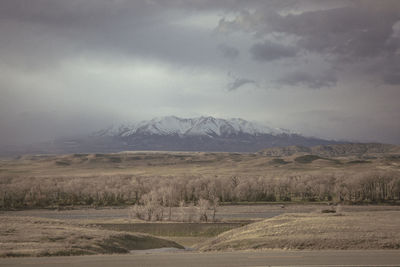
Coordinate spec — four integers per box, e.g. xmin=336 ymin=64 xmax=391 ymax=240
xmin=1 ymin=170 xmax=399 ymax=209
xmin=128 ymin=197 xmax=219 ymax=222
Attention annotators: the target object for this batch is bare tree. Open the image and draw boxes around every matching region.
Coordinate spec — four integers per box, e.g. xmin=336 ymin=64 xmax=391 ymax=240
xmin=178 ymin=200 xmax=186 ymax=222
xmin=198 ymin=198 xmax=210 ymax=222
xmin=160 ymin=185 xmax=176 ymax=221
xmin=211 ymin=196 xmax=219 ymax=222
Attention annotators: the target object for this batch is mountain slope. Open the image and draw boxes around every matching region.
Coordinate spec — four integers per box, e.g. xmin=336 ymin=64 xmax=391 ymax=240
xmin=76 ymin=116 xmax=338 ymax=153
xmin=95 ymin=116 xmax=288 ymax=138
xmin=1 ymin=116 xmax=345 ymax=155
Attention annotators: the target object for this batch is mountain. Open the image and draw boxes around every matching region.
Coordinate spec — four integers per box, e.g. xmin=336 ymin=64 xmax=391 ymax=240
xmin=94 ymin=116 xmax=289 ymax=138
xmin=75 ymin=116 xmax=339 ymax=153
xmin=1 ymin=116 xmax=346 ymax=155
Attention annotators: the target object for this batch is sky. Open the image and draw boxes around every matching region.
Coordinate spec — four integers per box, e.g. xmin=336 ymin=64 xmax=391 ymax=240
xmin=0 ymin=0 xmax=400 ymax=145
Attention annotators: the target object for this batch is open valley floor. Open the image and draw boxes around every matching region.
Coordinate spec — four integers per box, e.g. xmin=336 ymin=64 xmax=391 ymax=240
xmin=1 ymin=149 xmax=400 ymax=265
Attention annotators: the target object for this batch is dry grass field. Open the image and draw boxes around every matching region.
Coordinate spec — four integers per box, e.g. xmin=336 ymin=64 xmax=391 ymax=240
xmin=1 ymin=150 xmax=399 ymax=210
xmin=2 ymin=204 xmax=400 ymax=256
xmin=196 ymin=211 xmax=400 ymax=251
xmin=2 ymin=149 xmax=399 ymax=179
xmin=0 ymin=216 xmax=182 ymax=257
xmin=1 ymin=149 xmax=400 ymax=257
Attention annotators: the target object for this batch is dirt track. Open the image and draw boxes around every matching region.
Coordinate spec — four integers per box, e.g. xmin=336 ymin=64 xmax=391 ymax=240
xmin=1 ymin=250 xmax=400 ymax=267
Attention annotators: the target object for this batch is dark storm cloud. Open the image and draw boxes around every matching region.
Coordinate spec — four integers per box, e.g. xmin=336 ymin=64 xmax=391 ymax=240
xmin=0 ymin=0 xmax=295 ymax=69
xmin=363 ymin=55 xmax=400 ymax=85
xmin=383 ymin=72 xmax=400 ymax=85
xmin=218 ymin=44 xmax=240 ymax=59
xmin=0 ymin=1 xmax=159 ymax=26
xmin=218 ymin=0 xmax=400 ymax=86
xmin=219 ymin=1 xmax=400 ymax=58
xmin=0 ymin=0 xmax=223 ymax=69
xmin=276 ymin=71 xmax=337 ymax=89
xmin=0 ymin=0 xmax=399 ymax=146
xmin=282 ymin=6 xmax=398 ymax=58
xmin=228 ymin=77 xmax=256 ymax=91
xmin=250 ymin=41 xmax=298 ymax=61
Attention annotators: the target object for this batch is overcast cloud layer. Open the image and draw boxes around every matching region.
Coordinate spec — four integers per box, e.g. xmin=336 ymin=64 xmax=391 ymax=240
xmin=0 ymin=0 xmax=399 ymax=145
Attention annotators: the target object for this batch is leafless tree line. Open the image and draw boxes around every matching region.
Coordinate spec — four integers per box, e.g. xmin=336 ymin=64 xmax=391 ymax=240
xmin=128 ymin=197 xmax=219 ymax=222
xmin=1 ymin=171 xmax=399 ymax=210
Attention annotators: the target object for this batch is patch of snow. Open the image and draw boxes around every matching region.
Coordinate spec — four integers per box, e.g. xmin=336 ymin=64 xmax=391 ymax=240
xmin=95 ymin=116 xmax=289 ymax=137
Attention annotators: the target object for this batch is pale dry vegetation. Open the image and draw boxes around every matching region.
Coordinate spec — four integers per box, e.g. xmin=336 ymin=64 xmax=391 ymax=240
xmin=1 ymin=150 xmax=399 ymax=256
xmin=196 ymin=211 xmax=400 ymax=251
xmin=0 ymin=152 xmax=399 ymax=211
xmin=0 ymin=216 xmax=182 ymax=257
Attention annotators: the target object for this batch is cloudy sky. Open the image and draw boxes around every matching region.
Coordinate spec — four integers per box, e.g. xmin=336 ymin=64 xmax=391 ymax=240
xmin=1 ymin=0 xmax=400 ymax=145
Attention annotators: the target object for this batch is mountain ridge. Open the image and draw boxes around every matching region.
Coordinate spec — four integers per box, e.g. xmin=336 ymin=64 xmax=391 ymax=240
xmin=69 ymin=116 xmax=340 ymax=153
xmin=0 ymin=116 xmax=355 ymax=155
xmin=94 ymin=116 xmax=289 ymax=138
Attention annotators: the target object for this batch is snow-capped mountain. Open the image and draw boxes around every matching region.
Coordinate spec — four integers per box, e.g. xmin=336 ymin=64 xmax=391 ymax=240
xmin=95 ymin=116 xmax=289 ymax=138
xmin=64 ymin=115 xmax=338 ymax=153
xmin=5 ymin=116 xmax=340 ymax=155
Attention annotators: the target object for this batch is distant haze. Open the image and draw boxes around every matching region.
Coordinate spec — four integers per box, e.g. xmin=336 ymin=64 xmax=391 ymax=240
xmin=1 ymin=0 xmax=400 ymax=146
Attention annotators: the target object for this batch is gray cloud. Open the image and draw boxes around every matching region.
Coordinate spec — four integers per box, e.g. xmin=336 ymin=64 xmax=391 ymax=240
xmin=250 ymin=41 xmax=298 ymax=61
xmin=276 ymin=71 xmax=337 ymax=89
xmin=218 ymin=0 xmax=400 ymax=85
xmin=286 ymin=108 xmax=400 ymax=144
xmin=0 ymin=0 xmax=399 ymax=146
xmin=383 ymin=72 xmax=400 ymax=85
xmin=0 ymin=1 xmax=223 ymax=70
xmin=218 ymin=44 xmax=240 ymax=59
xmin=290 ymin=5 xmax=399 ymax=61
xmin=363 ymin=55 xmax=400 ymax=85
xmin=228 ymin=77 xmax=257 ymax=91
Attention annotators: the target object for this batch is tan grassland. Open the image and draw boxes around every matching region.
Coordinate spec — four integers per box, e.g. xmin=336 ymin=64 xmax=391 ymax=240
xmin=0 ymin=216 xmax=182 ymax=257
xmin=1 ymin=149 xmax=400 ymax=256
xmin=196 ymin=211 xmax=400 ymax=251
xmin=1 ymin=150 xmax=399 ymax=209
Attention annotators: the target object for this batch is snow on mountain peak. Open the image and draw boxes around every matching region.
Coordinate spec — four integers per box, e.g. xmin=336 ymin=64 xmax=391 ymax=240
xmin=96 ymin=116 xmax=288 ymax=138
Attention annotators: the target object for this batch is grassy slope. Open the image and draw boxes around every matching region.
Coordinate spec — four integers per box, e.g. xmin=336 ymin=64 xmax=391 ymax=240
xmin=1 ymin=150 xmax=398 ymax=179
xmin=196 ymin=211 xmax=400 ymax=251
xmin=0 ymin=216 xmax=183 ymax=257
